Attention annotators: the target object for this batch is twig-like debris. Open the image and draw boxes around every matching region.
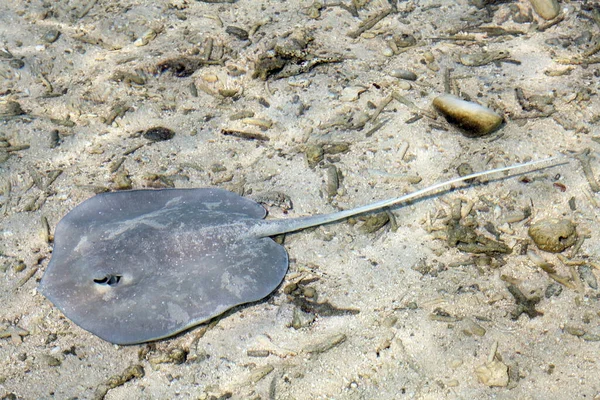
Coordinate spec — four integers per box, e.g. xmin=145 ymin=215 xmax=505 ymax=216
xmin=538 ymin=14 xmax=565 ymax=32
xmin=78 ymin=0 xmax=99 ymax=19
xmin=303 ymin=333 xmax=347 ymax=354
xmin=105 ymin=102 xmax=130 ymax=126
xmin=15 ymin=266 xmax=39 ymax=289
xmin=93 ymin=365 xmax=145 ymax=400
xmin=575 ymin=148 xmax=600 ymax=192
xmin=365 ymin=119 xmax=388 ymax=138
xmin=347 ymin=8 xmax=393 ymax=39
xmin=583 ymin=40 xmax=600 ymax=58
xmin=0 ymin=325 xmax=29 ymax=344
xmin=369 ymin=95 xmax=393 ymax=123
xmin=391 ymin=92 xmax=437 ymax=120
xmin=221 ymin=128 xmax=269 ymax=141
xmin=556 ymin=56 xmax=600 ymax=65
xmin=123 ymin=144 xmax=145 ymax=156
xmin=292 ymin=297 xmax=359 ymax=317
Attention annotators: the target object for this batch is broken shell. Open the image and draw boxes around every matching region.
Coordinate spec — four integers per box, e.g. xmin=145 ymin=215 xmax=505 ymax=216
xmin=529 ymin=0 xmax=560 ymax=20
xmin=528 ymin=218 xmax=577 ymax=253
xmin=432 ymin=94 xmax=503 ymax=137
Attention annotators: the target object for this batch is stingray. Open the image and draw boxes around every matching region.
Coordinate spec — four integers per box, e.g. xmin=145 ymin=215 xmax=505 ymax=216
xmin=39 ymin=158 xmax=559 ymax=345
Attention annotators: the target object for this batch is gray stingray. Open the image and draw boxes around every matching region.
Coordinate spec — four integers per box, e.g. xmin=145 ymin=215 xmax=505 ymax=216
xmin=39 ymin=158 xmax=558 ymax=345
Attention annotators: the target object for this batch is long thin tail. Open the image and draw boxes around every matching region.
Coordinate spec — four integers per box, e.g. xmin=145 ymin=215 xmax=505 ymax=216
xmin=250 ymin=157 xmax=566 ymax=238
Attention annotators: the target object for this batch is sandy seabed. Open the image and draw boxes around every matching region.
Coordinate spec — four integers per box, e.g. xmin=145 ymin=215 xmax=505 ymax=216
xmin=1 ymin=0 xmax=600 ymax=399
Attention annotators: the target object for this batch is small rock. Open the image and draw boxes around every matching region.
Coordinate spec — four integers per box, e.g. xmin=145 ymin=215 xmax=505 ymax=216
xmin=528 ymin=218 xmax=577 ymax=253
xmin=143 ymin=127 xmax=175 ymax=142
xmin=358 ymin=212 xmax=389 ymax=233
xmin=432 ymin=94 xmax=503 ymax=137
xmin=134 ymin=29 xmax=157 ymax=47
xmin=465 ymin=319 xmax=486 ymax=337
xmin=578 ymin=265 xmax=598 ymax=290
xmin=545 ymin=282 xmax=562 ymax=298
xmin=382 ymin=47 xmax=394 ymax=57
xmin=225 ymin=26 xmax=249 ymax=41
xmin=393 ymin=34 xmax=417 ymax=48
xmin=475 ymin=359 xmax=509 ymax=387
xmin=38 ymin=354 xmax=62 ymax=367
xmin=9 ymin=59 xmax=24 ymax=69
xmin=292 ymin=307 xmax=315 ymax=329
xmin=112 ymin=172 xmax=133 ymax=190
xmin=325 ymin=165 xmax=339 ymax=198
xmin=305 ymin=144 xmax=324 ymax=168
xmin=48 ymin=129 xmax=60 ymax=148
xmin=322 ymin=142 xmax=350 ymax=155
xmin=0 ymin=101 xmax=25 ymax=118
xmin=564 ymin=325 xmax=585 ymax=337
xmin=529 ymin=0 xmax=560 ymax=20
xmin=382 ymin=315 xmax=398 ymax=328
xmin=456 ymin=162 xmax=474 ymax=177
xmin=42 ymin=29 xmax=61 ymax=44
xmin=389 ymin=69 xmax=417 ymax=81
xmin=302 ymin=286 xmax=317 ymax=298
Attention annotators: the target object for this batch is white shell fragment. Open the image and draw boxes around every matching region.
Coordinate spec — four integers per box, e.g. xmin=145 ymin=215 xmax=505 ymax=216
xmin=432 ymin=94 xmax=503 ymax=137
xmin=529 ymin=0 xmax=560 ymax=20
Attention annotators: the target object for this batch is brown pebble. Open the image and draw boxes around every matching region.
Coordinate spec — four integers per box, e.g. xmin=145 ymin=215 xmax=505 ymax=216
xmin=528 ymin=218 xmax=577 ymax=253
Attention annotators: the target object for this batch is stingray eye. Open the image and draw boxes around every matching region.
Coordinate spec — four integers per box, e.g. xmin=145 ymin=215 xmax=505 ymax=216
xmin=93 ymin=274 xmax=122 ymax=287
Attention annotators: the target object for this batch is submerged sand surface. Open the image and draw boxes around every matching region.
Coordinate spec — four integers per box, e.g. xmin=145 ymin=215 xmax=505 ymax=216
xmin=1 ymin=0 xmax=600 ymax=399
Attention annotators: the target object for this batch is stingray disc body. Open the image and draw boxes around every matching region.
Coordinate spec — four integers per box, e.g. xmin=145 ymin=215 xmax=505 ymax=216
xmin=40 ymin=188 xmax=288 ymax=345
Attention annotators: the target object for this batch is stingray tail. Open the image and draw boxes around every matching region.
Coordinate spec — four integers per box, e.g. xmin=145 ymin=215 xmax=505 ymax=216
xmin=250 ymin=156 xmax=566 ymax=238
